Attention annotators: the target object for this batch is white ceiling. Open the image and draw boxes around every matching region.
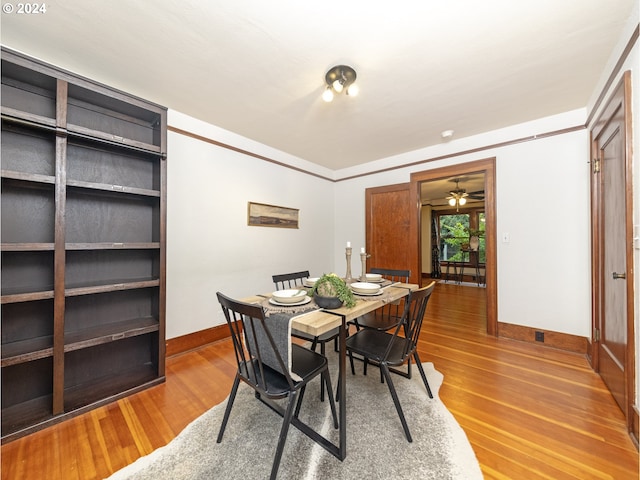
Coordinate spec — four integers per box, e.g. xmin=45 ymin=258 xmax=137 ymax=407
xmin=1 ymin=0 xmax=635 ymax=171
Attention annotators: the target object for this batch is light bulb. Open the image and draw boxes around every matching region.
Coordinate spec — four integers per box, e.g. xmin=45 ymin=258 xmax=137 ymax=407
xmin=322 ymin=87 xmax=334 ymax=102
xmin=448 ymin=198 xmax=456 ymax=206
xmin=332 ymin=79 xmax=344 ymax=93
xmin=346 ymin=83 xmax=359 ymax=96
xmin=459 ymin=197 xmax=467 ymax=206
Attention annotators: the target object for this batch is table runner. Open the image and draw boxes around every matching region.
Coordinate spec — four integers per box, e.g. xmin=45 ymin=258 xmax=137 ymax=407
xmin=260 ymin=281 xmax=409 ymax=315
xmin=243 ymin=311 xmax=303 ymax=381
xmin=260 ymin=296 xmax=319 ymax=316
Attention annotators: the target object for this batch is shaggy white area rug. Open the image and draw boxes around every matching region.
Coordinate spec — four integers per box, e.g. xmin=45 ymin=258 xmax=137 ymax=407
xmin=107 ymin=362 xmax=482 ymax=479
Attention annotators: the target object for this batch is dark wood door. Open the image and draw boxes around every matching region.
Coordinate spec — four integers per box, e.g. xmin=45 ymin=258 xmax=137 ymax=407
xmin=365 ymin=183 xmax=416 ymax=282
xmin=591 ymin=71 xmax=635 ymax=426
xmin=599 ymin=110 xmax=627 ymax=411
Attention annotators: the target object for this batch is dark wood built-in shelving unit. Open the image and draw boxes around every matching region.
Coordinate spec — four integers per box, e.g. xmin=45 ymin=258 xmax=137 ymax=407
xmin=1 ymin=48 xmax=167 ymax=442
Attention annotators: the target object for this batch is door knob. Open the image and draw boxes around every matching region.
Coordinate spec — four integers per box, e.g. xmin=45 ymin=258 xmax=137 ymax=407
xmin=612 ymin=272 xmax=626 ymax=280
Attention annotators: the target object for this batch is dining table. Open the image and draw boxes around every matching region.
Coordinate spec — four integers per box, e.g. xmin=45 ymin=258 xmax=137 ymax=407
xmin=241 ymin=281 xmax=418 ymax=461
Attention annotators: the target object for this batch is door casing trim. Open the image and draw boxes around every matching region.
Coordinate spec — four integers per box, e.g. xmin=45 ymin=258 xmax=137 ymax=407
xmin=409 ymin=157 xmax=497 ymax=336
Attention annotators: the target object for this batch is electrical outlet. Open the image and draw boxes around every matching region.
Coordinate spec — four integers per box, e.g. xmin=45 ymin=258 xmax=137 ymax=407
xmin=535 ymin=331 xmax=544 ymax=342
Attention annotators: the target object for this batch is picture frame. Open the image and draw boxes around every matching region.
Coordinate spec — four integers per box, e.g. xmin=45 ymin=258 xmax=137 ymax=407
xmin=247 ymin=202 xmax=299 ymax=229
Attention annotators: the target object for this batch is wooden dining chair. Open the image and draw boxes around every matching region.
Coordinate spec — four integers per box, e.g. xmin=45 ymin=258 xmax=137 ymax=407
xmin=216 ymin=292 xmax=338 ymax=480
xmin=350 ymin=268 xmax=411 ymax=332
xmin=345 ymin=281 xmax=436 ymax=442
xmin=347 ymin=268 xmax=411 ymax=377
xmin=370 ymin=267 xmax=411 ymax=283
xmin=272 ymin=271 xmax=340 ymax=401
xmin=272 ymin=270 xmax=311 ymax=290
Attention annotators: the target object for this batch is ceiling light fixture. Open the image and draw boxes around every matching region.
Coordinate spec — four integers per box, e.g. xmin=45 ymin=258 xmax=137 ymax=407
xmin=446 ymin=179 xmax=469 ymax=212
xmin=441 ymin=129 xmax=454 ymax=139
xmin=322 ymin=65 xmax=358 ymax=102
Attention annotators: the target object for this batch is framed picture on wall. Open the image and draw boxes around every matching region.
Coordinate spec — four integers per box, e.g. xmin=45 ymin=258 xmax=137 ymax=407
xmin=247 ymin=202 xmax=299 ymax=228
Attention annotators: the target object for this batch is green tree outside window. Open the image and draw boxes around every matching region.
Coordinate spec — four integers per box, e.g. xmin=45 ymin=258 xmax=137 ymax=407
xmin=438 ymin=211 xmax=485 ymax=263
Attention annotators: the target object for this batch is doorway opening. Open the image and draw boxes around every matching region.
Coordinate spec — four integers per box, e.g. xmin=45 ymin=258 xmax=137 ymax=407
xmin=409 ymin=157 xmax=497 ymax=336
xmin=422 ymin=174 xmax=486 ymax=286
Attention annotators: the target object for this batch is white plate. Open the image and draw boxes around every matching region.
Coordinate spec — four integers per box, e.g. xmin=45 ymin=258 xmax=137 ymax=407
xmin=303 ymin=277 xmax=319 ymax=287
xmin=365 ymin=273 xmax=383 ymax=282
xmin=269 ymin=296 xmax=312 ymax=307
xmin=353 ymin=289 xmax=383 ymax=296
xmin=272 ymin=289 xmax=308 ymax=303
xmin=350 ymin=282 xmax=382 ymax=294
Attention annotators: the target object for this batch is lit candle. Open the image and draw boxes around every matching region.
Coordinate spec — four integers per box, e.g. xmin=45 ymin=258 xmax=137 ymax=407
xmin=347 ymin=241 xmax=351 ymax=248
xmin=361 ymin=247 xmax=365 ymax=253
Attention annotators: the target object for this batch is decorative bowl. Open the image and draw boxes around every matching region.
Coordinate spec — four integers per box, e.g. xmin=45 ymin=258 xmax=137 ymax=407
xmin=271 ymin=289 xmax=308 ymax=304
xmin=350 ymin=282 xmax=381 ymax=294
xmin=303 ymin=277 xmax=319 ymax=287
xmin=314 ymin=295 xmax=344 ymax=309
xmin=365 ymin=273 xmax=383 ymax=282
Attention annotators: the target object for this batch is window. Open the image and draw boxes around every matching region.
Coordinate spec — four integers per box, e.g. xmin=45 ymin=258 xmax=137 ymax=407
xmin=437 ymin=210 xmax=485 ymax=263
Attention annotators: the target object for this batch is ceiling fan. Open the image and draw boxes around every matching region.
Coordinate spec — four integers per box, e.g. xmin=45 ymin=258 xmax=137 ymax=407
xmin=446 ymin=179 xmax=469 ymax=211
xmin=467 ymin=189 xmax=485 ymax=200
xmin=469 ymin=190 xmax=484 ymax=200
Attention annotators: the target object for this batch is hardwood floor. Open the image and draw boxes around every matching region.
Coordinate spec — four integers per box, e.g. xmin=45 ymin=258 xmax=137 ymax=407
xmin=2 ymin=282 xmax=638 ymax=479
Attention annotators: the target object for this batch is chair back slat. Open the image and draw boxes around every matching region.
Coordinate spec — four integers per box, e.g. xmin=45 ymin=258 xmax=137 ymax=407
xmin=367 ymin=298 xmax=405 ymax=327
xmin=403 ymin=281 xmax=436 ymax=356
xmin=369 ymin=268 xmax=410 ymax=283
xmin=384 ymin=281 xmax=436 ymax=361
xmin=272 ymin=270 xmax=310 ymax=290
xmin=369 ymin=268 xmax=411 ymax=319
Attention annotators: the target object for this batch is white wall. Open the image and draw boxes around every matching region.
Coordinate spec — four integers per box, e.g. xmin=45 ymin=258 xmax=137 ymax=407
xmin=165 ymin=112 xmax=335 ymax=339
xmin=333 ymin=110 xmax=592 ymax=337
xmin=495 ymin=132 xmax=591 ymax=335
xmin=166 ymin=108 xmax=592 ymax=341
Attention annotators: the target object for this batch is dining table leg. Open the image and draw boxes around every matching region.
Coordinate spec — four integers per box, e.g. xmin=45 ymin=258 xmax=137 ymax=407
xmin=324 ymin=310 xmax=347 ymax=460
xmin=338 ymin=313 xmax=346 ymax=459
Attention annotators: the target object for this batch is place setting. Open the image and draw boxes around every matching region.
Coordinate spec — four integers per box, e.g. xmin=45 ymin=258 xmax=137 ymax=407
xmin=350 ymin=281 xmax=383 ymax=296
xmin=261 ymin=287 xmax=317 ymax=315
xmin=359 ymin=272 xmax=393 ymax=286
xmin=349 ymin=275 xmax=397 ymax=302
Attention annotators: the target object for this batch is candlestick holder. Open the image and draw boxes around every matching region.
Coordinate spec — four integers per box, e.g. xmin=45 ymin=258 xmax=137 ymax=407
xmin=360 ymin=252 xmax=370 ymax=281
xmin=345 ymin=247 xmax=353 ymax=283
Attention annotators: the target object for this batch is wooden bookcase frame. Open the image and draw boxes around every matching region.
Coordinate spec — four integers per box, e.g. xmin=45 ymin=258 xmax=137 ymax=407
xmin=1 ymin=47 xmax=167 ymax=442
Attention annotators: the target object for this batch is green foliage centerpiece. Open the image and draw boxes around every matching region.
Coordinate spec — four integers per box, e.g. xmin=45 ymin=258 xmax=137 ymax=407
xmin=310 ymin=273 xmax=356 ymax=309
